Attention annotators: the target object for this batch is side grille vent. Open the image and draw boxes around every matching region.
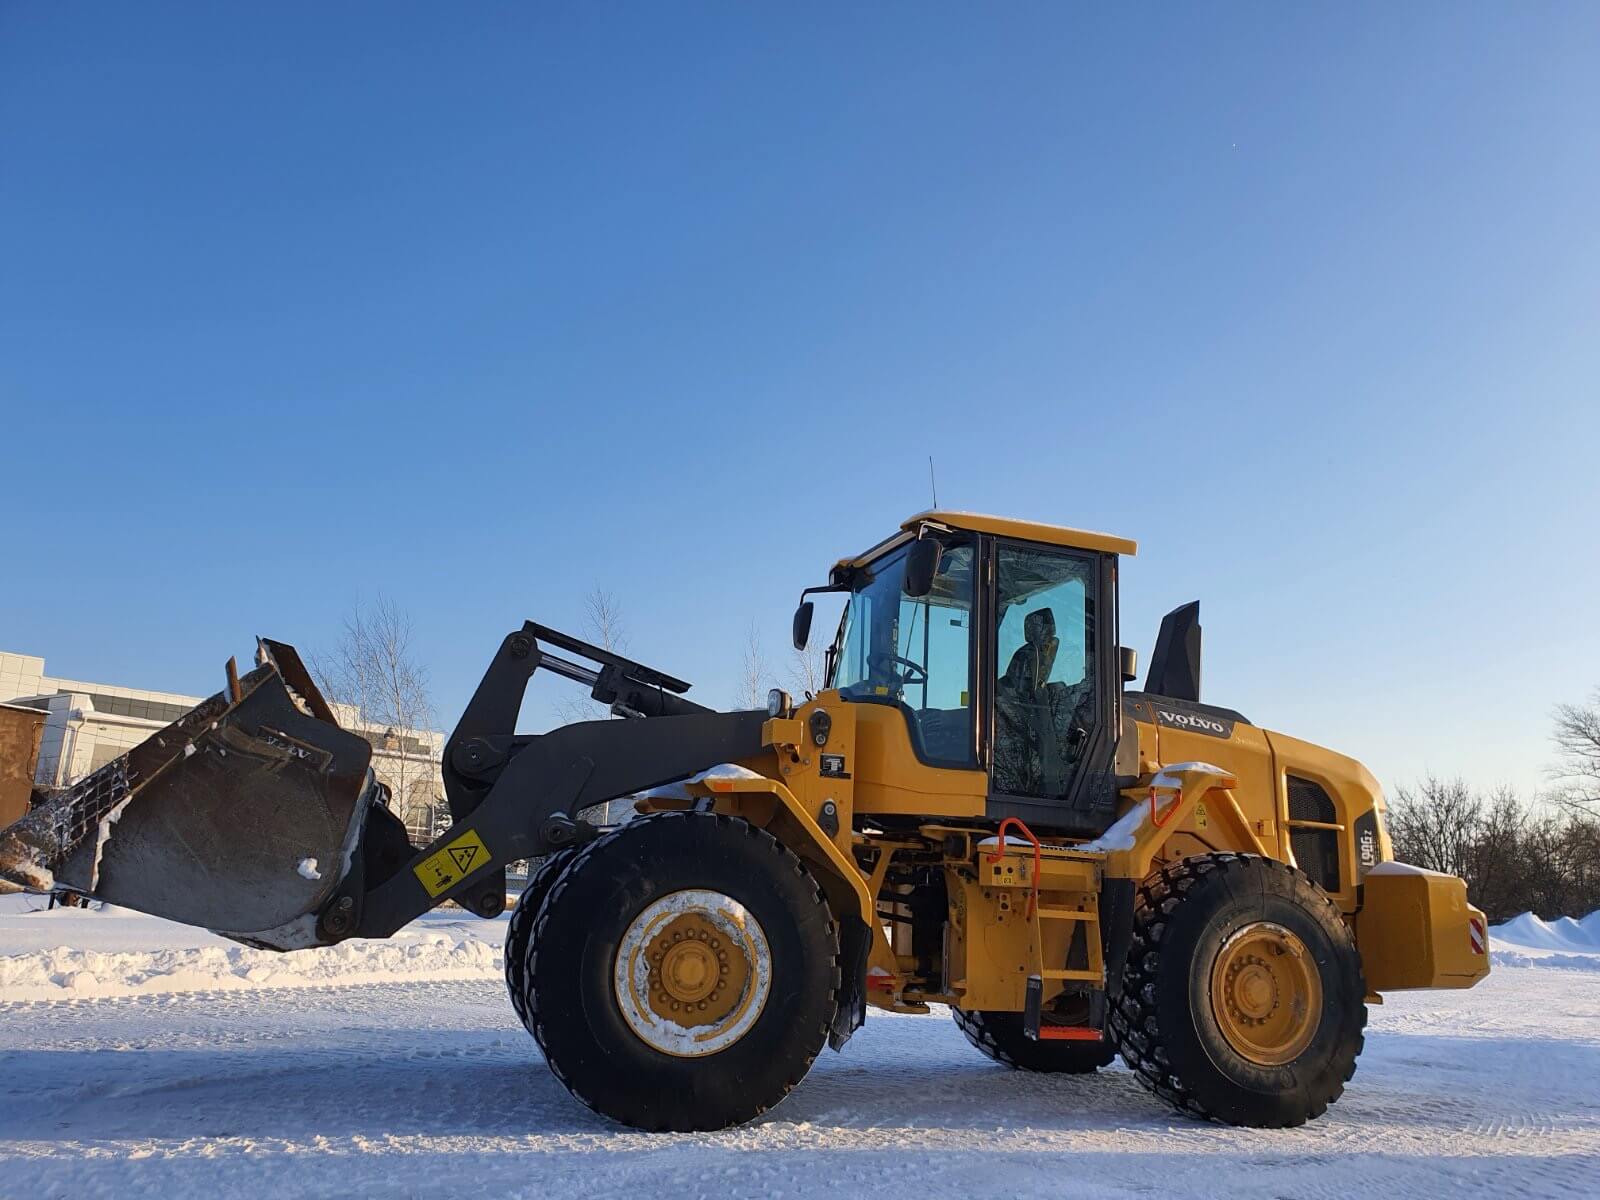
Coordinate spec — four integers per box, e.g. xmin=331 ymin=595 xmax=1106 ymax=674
xmin=1286 ymin=775 xmax=1340 ymax=893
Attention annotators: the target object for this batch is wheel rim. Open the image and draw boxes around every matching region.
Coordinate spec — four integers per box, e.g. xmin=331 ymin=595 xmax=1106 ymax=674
xmin=1209 ymin=921 xmax=1322 ymax=1066
xmin=613 ymin=889 xmax=771 ymax=1057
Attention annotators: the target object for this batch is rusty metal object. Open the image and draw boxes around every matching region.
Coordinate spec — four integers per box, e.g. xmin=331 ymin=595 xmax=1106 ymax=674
xmin=258 ymin=638 xmax=341 ymax=726
xmin=0 ymin=656 xmax=374 ymax=948
xmin=0 ymin=703 xmax=45 ymax=833
xmin=0 ymin=685 xmax=234 ymax=894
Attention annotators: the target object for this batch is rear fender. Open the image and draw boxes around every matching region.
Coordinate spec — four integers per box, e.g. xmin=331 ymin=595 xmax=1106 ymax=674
xmin=1098 ymin=762 xmax=1247 ymax=881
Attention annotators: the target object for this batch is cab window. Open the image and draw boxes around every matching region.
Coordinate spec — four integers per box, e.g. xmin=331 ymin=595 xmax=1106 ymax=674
xmin=832 ymin=539 xmax=974 ymax=765
xmin=992 ymin=544 xmax=1097 ymax=799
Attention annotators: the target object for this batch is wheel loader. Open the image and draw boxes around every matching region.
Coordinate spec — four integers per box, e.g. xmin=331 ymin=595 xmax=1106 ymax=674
xmin=0 ymin=511 xmax=1489 ymax=1131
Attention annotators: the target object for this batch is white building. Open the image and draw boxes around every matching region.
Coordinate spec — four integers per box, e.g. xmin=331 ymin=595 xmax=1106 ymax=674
xmin=0 ymin=650 xmax=451 ymax=845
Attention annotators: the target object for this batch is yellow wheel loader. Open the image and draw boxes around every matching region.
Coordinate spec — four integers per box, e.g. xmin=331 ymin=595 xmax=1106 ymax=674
xmin=0 ymin=512 xmax=1489 ymax=1131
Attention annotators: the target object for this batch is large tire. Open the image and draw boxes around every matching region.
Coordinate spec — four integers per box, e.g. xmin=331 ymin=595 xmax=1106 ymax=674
xmin=504 ymin=849 xmax=576 ymax=1033
xmin=951 ymin=1007 xmax=1115 ymax=1073
xmin=1109 ymin=853 xmax=1366 ymax=1128
xmin=526 ymin=811 xmax=840 ymax=1131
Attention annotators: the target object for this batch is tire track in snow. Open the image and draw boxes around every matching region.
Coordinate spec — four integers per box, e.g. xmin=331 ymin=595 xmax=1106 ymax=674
xmin=1 ymin=970 xmax=1597 ymax=1198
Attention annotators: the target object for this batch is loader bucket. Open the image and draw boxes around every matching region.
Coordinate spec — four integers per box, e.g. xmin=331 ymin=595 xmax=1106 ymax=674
xmin=0 ymin=642 xmax=377 ymax=950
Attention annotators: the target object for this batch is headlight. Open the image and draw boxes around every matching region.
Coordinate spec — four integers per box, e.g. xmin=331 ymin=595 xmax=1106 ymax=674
xmin=766 ymin=688 xmax=792 ymax=718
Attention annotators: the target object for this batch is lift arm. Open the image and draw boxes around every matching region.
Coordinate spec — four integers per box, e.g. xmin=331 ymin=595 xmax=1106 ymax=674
xmin=0 ymin=624 xmax=767 ymax=952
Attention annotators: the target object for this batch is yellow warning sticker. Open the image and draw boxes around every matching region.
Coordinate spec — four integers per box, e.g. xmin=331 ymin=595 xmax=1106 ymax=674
xmin=1195 ymin=802 xmax=1209 ymax=830
xmin=413 ymin=829 xmax=491 ymax=897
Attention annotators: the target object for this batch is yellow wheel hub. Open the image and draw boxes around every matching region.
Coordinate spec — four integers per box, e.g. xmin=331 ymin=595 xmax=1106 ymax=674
xmin=612 ymin=889 xmax=771 ymax=1057
xmin=1210 ymin=921 xmax=1322 ymax=1066
xmin=646 ymin=913 xmax=748 ymax=1026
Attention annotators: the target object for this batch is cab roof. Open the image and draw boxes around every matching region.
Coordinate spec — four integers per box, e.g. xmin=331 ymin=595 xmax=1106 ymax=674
xmin=833 ymin=510 xmax=1137 ymax=574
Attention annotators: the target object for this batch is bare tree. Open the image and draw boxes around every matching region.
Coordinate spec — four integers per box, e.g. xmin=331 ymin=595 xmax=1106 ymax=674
xmin=540 ymin=587 xmax=638 ymax=828
xmin=788 ymin=641 xmax=827 ymax=699
xmin=554 ymin=588 xmax=628 ymax=725
xmin=1385 ymin=777 xmax=1483 ymax=878
xmin=313 ymin=597 xmax=436 ymax=832
xmin=583 ymin=587 xmax=628 ymax=657
xmin=1550 ymin=688 xmax=1600 ymax=811
xmin=1386 ymin=777 xmax=1600 ymax=920
xmin=738 ymin=621 xmax=770 ymax=710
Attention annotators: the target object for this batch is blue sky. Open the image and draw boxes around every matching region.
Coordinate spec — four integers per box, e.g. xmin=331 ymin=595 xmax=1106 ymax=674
xmin=2 ymin=4 xmax=1596 ymax=799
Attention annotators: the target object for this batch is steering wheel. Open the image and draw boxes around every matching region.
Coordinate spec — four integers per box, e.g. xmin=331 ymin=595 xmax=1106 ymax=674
xmin=880 ymin=654 xmax=928 ymax=685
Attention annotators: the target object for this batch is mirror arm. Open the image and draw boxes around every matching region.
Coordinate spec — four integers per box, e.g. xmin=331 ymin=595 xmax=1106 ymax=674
xmin=792 ymin=583 xmax=849 ymax=652
xmin=799 ymin=583 xmax=849 ymax=600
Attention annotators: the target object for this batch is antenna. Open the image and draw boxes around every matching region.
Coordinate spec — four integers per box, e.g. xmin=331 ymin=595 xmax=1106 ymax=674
xmin=928 ymin=455 xmax=938 ymax=508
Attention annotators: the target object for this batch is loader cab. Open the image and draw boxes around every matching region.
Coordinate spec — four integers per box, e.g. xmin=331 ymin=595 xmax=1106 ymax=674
xmin=821 ymin=512 xmax=1134 ymax=835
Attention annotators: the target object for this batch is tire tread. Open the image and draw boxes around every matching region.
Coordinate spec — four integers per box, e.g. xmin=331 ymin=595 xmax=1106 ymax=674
xmin=526 ymin=811 xmax=840 ymax=1130
xmin=1107 ymin=853 xmax=1366 ymax=1128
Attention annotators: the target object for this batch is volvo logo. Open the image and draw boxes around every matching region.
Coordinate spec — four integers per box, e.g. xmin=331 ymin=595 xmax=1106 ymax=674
xmin=1154 ymin=708 xmax=1231 ymax=738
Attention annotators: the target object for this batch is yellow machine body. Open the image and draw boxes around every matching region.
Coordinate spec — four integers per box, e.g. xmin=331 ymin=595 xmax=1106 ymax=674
xmin=638 ymin=510 xmax=1488 ymax=1021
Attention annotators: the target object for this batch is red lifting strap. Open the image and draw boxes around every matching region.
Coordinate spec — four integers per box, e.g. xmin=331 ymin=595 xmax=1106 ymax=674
xmin=1150 ymin=785 xmax=1181 ymax=829
xmin=987 ymin=816 xmax=1043 ymax=918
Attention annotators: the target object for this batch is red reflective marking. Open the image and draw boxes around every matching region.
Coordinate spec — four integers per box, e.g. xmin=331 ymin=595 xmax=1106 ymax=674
xmin=1039 ymin=1027 xmax=1102 ymax=1042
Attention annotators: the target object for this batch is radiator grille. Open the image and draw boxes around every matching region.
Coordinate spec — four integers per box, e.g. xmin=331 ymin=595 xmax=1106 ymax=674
xmin=1287 ymin=775 xmax=1340 ymax=892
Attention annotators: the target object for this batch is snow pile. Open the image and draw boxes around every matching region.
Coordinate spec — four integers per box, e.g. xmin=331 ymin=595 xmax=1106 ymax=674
xmin=0 ymin=930 xmax=499 ymax=1003
xmin=1489 ymin=910 xmax=1600 ymax=972
xmin=0 ymin=897 xmax=506 ymax=1002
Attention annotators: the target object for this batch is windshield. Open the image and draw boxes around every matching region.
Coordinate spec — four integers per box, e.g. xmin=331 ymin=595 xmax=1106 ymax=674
xmin=830 ymin=538 xmax=975 ymax=764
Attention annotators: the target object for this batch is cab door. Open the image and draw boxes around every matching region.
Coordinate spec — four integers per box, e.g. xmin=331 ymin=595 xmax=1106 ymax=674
xmin=984 ymin=538 xmax=1121 ymax=834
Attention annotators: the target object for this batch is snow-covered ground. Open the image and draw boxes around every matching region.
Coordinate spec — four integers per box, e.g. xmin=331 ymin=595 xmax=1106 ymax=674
xmin=1 ymin=896 xmax=1597 ymax=1199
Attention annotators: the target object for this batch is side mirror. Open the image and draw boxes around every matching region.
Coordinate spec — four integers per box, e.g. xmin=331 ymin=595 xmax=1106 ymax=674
xmin=792 ymin=600 xmax=815 ymax=651
xmin=903 ymin=538 xmax=942 ymax=599
xmin=1119 ymin=646 xmax=1138 ymax=684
